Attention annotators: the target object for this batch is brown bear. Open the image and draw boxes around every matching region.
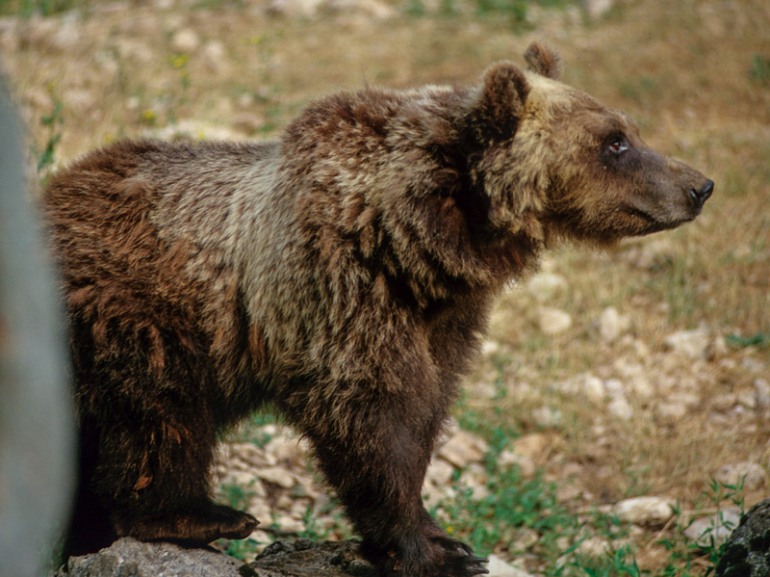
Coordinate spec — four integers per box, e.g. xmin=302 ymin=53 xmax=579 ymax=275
xmin=45 ymin=42 xmax=712 ymax=576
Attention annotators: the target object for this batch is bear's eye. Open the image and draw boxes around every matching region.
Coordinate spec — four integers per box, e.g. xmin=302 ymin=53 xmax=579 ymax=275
xmin=607 ymin=135 xmax=629 ymax=156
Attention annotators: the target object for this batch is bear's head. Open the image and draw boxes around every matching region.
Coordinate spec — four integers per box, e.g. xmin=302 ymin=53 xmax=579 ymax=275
xmin=466 ymin=42 xmax=713 ymax=247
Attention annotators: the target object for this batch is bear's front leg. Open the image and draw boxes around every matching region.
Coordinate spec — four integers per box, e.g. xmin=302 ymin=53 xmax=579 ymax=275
xmin=302 ymin=397 xmax=488 ymax=577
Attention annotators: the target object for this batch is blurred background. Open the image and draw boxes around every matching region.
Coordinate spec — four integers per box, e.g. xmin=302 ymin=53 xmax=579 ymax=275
xmin=1 ymin=0 xmax=768 ymax=575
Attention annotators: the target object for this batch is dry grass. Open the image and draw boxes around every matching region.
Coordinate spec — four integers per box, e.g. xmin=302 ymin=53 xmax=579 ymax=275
xmin=3 ymin=0 xmax=769 ymax=572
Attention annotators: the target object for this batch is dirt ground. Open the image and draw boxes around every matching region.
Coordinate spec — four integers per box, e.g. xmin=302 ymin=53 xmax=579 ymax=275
xmin=2 ymin=0 xmax=769 ymax=574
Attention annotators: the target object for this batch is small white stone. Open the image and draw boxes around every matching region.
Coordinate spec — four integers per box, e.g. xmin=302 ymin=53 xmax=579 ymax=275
xmin=532 ymin=405 xmax=562 ymax=428
xmin=538 ymin=307 xmax=572 ymax=336
xmin=755 ymin=378 xmax=770 ymax=408
xmin=526 ymin=272 xmax=567 ymax=302
xmin=275 ymin=513 xmax=305 ymax=534
xmin=481 ymin=339 xmax=500 ymax=356
xmin=664 ymin=327 xmax=712 ymax=359
xmin=202 ymin=40 xmax=228 ymax=72
xmin=576 ymin=536 xmax=612 ymax=557
xmin=498 ymin=450 xmax=536 ymax=478
xmin=258 ymin=466 xmax=297 ymax=489
xmin=598 ymin=307 xmax=630 ymax=342
xmin=487 ymin=554 xmax=533 ymax=577
xmin=264 ymin=433 xmax=306 ymax=464
xmin=583 ymin=0 xmax=616 ymax=20
xmin=608 ymin=396 xmax=633 ymax=420
xmin=511 ymin=433 xmax=559 ymax=462
xmin=583 ymin=374 xmax=606 ymax=403
xmin=713 ymin=462 xmax=767 ymax=491
xmin=171 ymin=27 xmax=200 ymax=53
xmin=438 ymin=430 xmax=488 ymax=469
xmin=684 ymin=509 xmax=742 ymax=548
xmin=614 ymin=496 xmax=675 ymax=526
xmin=269 ymin=0 xmax=324 ymax=17
xmin=426 ymin=458 xmax=455 ymax=486
xmin=656 ymin=401 xmax=688 ymax=420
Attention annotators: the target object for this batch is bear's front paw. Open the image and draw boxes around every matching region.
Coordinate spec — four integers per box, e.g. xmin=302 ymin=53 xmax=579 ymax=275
xmin=432 ymin=537 xmax=488 ymax=577
xmin=374 ymin=537 xmax=488 ymax=577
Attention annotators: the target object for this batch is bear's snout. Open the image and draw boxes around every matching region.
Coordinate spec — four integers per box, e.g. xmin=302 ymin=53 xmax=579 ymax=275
xmin=689 ymin=179 xmax=714 ymax=210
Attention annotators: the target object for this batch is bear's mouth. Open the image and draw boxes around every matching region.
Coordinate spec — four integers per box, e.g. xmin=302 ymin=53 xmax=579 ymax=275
xmin=622 ymin=205 xmax=696 ymax=234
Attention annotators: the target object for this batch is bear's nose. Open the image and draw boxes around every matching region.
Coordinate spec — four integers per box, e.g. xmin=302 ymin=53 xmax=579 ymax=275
xmin=689 ymin=179 xmax=714 ymax=209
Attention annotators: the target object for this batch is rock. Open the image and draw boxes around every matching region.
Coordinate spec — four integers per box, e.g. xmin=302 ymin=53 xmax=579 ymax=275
xmin=51 ymin=538 xmax=243 ymax=577
xmin=715 ymin=498 xmax=770 ymax=577
xmin=248 ymin=540 xmax=377 ymax=576
xmin=532 ymin=405 xmax=562 ymax=428
xmin=51 ymin=538 xmax=385 ymax=577
xmin=538 ymin=307 xmax=572 ymax=336
xmin=755 ymin=378 xmax=770 ymax=409
xmin=526 ymin=272 xmax=567 ymax=302
xmin=583 ymin=0 xmax=616 ymax=20
xmin=608 ymin=396 xmax=633 ymax=419
xmin=328 ymin=0 xmax=395 ymax=20
xmin=612 ymin=360 xmax=653 ymax=398
xmin=598 ymin=306 xmax=630 ymax=342
xmin=438 ymin=429 xmax=488 ymax=469
xmin=228 ymin=441 xmax=276 ymax=468
xmin=487 ymin=554 xmax=532 ymax=577
xmin=259 ymin=466 xmax=297 ymax=489
xmin=274 ymin=513 xmax=306 ymax=534
xmin=580 ymin=373 xmax=607 ymax=403
xmin=614 ymin=496 xmax=675 ymax=526
xmin=663 ymin=327 xmax=712 ymax=359
xmin=171 ymin=27 xmax=200 ymax=53
xmin=426 ymin=457 xmax=455 ymax=486
xmin=263 ymin=433 xmax=308 ymax=464
xmin=576 ymin=536 xmax=612 ymax=557
xmin=268 ymin=0 xmax=325 ymax=17
xmin=655 ymin=400 xmax=688 ymax=420
xmin=713 ymin=462 xmax=767 ymax=491
xmin=685 ymin=509 xmax=742 ymax=548
xmin=582 ymin=374 xmax=607 ymax=403
xmin=510 ymin=432 xmax=562 ymax=465
xmin=498 ymin=450 xmax=536 ymax=478
xmin=202 ymin=40 xmax=228 ymax=72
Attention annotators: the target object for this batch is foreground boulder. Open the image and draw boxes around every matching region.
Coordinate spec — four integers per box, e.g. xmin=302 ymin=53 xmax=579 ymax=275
xmin=715 ymin=498 xmax=770 ymax=577
xmin=52 ymin=538 xmax=376 ymax=577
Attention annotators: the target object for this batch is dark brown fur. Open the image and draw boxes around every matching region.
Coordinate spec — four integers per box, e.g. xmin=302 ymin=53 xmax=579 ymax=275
xmin=45 ymin=43 xmax=712 ymax=576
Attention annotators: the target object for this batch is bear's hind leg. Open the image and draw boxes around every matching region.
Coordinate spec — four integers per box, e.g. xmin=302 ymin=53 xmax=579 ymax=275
xmin=92 ymin=402 xmax=257 ymax=547
xmin=117 ymin=500 xmax=258 ymax=544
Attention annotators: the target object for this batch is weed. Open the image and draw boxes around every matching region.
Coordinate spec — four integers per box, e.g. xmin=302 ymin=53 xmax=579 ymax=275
xmin=296 ymin=499 xmax=351 ymax=541
xmin=168 ymin=53 xmax=191 ymax=124
xmin=402 ymin=0 xmax=576 ymax=24
xmin=572 ymin=544 xmax=642 ymax=577
xmin=749 ymin=54 xmax=770 ymax=86
xmin=0 ymin=0 xmax=89 ymax=17
xmin=697 ymin=478 xmax=745 ymax=573
xmin=34 ymin=86 xmax=64 ymax=175
xmin=472 ymin=0 xmax=528 ymax=21
xmin=212 ymin=481 xmax=263 ymax=559
xmin=726 ymin=332 xmax=770 ymax=349
xmin=219 ymin=482 xmax=256 ymax=511
xmin=216 ymin=536 xmax=260 ymax=560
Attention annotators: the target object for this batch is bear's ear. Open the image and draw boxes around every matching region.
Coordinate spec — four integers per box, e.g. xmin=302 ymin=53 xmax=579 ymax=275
xmin=470 ymin=62 xmax=530 ymax=139
xmin=524 ymin=42 xmax=561 ymax=79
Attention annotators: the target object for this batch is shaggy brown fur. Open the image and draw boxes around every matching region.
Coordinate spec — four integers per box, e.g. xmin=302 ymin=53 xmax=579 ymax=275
xmin=45 ymin=42 xmax=712 ymax=576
